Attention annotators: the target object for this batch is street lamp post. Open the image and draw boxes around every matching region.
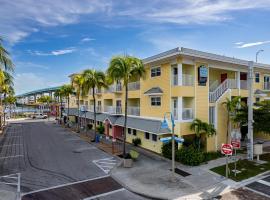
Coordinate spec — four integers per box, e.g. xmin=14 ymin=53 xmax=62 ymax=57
xmin=161 ymin=112 xmax=176 ymax=177
xmin=256 ymin=50 xmax=264 ymax=63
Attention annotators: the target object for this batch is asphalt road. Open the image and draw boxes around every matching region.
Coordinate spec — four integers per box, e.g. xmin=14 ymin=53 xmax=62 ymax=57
xmin=0 ymin=120 xmax=145 ymax=200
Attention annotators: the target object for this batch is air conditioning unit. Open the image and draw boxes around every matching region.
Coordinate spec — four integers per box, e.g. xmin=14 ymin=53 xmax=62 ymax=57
xmin=80 ymin=105 xmax=87 ymax=112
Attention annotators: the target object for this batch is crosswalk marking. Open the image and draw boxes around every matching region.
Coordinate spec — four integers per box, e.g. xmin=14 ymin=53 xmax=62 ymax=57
xmin=93 ymin=157 xmax=118 ymax=174
xmin=258 ymin=179 xmax=270 ymax=187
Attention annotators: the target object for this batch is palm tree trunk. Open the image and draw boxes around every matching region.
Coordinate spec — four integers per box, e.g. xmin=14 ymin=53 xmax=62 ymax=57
xmin=3 ymin=93 xmax=6 ymax=126
xmin=67 ymin=96 xmax=70 ymax=121
xmin=92 ymin=87 xmax=97 ymax=141
xmin=77 ymin=93 xmax=80 ymax=132
xmin=227 ymin=114 xmax=230 ymax=143
xmin=123 ymin=84 xmax=128 ymax=156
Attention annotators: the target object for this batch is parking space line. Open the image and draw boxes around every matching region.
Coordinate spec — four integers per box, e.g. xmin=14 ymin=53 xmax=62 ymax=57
xmin=258 ymin=179 xmax=270 ymax=187
xmin=83 ymin=188 xmax=125 ymax=200
xmin=0 ymin=144 xmax=22 ymax=148
xmin=93 ymin=157 xmax=118 ymax=174
xmin=244 ymin=186 xmax=270 ymax=198
xmin=0 ymin=155 xmax=24 ymax=159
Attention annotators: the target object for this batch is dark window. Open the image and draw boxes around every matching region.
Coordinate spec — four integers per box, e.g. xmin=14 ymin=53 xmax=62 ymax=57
xmin=255 ymin=73 xmax=260 ymax=83
xmin=109 ymin=124 xmax=112 ymax=129
xmin=256 ymin=97 xmax=260 ymax=103
xmin=152 ymin=134 xmax=157 ymax=142
xmin=151 ymin=67 xmax=161 ymax=77
xmin=151 ymin=97 xmax=161 ymax=106
xmin=128 ymin=128 xmax=131 ymax=134
xmin=145 ymin=132 xmax=150 ymax=139
xmin=133 ymin=129 xmax=137 ymax=136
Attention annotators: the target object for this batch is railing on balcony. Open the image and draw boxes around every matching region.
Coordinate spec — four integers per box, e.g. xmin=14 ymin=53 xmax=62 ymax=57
xmin=182 ymin=108 xmax=193 ymax=120
xmin=89 ymin=105 xmax=102 ymax=113
xmin=240 ymin=80 xmax=248 ymax=90
xmin=127 ymin=106 xmax=140 ymax=116
xmin=173 ymin=108 xmax=178 ymax=120
xmin=105 ymin=84 xmax=122 ymax=93
xmin=209 ymin=79 xmax=238 ymax=102
xmin=264 ymin=82 xmax=270 ymax=90
xmin=171 ymin=74 xmax=194 ymax=86
xmin=104 ymin=106 xmax=122 ymax=114
xmin=128 ymin=81 xmax=140 ymax=91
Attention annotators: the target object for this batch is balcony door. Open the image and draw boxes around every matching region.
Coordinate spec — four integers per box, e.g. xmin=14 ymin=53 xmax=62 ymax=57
xmin=220 ymin=73 xmax=227 ymax=83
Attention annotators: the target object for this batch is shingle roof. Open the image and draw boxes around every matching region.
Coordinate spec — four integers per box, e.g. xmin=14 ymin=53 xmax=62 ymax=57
xmin=64 ymin=108 xmax=170 ymax=135
xmin=144 ymin=87 xmax=163 ymax=95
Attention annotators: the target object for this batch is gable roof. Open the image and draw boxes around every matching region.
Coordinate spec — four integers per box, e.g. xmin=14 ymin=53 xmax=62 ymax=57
xmin=144 ymin=87 xmax=163 ymax=95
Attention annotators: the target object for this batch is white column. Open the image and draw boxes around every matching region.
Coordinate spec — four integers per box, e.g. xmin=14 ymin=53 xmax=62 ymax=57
xmin=177 ymin=97 xmax=183 ymax=121
xmin=178 ymin=63 xmax=183 ymax=86
xmin=237 ymin=71 xmax=241 ymax=89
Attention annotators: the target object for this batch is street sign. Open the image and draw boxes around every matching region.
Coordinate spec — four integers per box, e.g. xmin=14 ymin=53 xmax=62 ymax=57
xmin=231 ymin=140 xmax=241 ymax=149
xmin=231 ymin=129 xmax=241 ymax=140
xmin=160 ymin=136 xmax=184 ymax=144
xmin=221 ymin=144 xmax=233 ymax=155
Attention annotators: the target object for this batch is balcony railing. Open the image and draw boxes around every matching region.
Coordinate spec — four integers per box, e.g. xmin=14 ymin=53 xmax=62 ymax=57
xmin=182 ymin=108 xmax=193 ymax=120
xmin=240 ymin=80 xmax=248 ymax=90
xmin=264 ymin=82 xmax=270 ymax=90
xmin=172 ymin=74 xmax=194 ymax=86
xmin=173 ymin=108 xmax=178 ymax=120
xmin=128 ymin=81 xmax=140 ymax=91
xmin=89 ymin=105 xmax=102 ymax=113
xmin=127 ymin=106 xmax=140 ymax=116
xmin=105 ymin=84 xmax=122 ymax=93
xmin=104 ymin=106 xmax=122 ymax=114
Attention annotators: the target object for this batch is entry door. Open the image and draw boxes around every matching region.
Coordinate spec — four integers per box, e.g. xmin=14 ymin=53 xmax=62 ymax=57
xmin=116 ymin=100 xmax=121 ymax=107
xmin=220 ymin=73 xmax=227 ymax=83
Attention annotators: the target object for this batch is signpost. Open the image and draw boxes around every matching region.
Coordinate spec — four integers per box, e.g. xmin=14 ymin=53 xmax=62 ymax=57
xmin=231 ymin=129 xmax=241 ymax=177
xmin=221 ymin=144 xmax=233 ymax=178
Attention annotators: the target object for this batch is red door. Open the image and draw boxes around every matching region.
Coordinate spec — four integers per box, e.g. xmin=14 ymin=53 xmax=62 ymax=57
xmin=240 ymin=73 xmax=247 ymax=80
xmin=221 ymin=73 xmax=227 ymax=83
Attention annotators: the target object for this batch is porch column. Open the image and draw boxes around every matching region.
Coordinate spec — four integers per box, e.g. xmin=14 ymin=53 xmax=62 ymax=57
xmin=237 ymin=71 xmax=241 ymax=89
xmin=177 ymin=97 xmax=183 ymax=121
xmin=178 ymin=63 xmax=183 ymax=86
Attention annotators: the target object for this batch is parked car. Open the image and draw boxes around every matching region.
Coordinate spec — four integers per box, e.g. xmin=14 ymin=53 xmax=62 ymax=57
xmin=32 ymin=113 xmax=48 ymax=119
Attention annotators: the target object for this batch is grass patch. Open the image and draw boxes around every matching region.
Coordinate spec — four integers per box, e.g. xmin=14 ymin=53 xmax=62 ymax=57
xmin=210 ymin=153 xmax=270 ymax=182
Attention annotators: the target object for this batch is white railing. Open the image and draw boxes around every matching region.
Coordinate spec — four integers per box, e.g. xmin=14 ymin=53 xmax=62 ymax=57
xmin=104 ymin=106 xmax=122 ymax=114
xmin=173 ymin=108 xmax=178 ymax=120
xmin=128 ymin=81 xmax=140 ymax=91
xmin=240 ymin=80 xmax=248 ymax=90
xmin=264 ymin=82 xmax=270 ymax=90
xmin=105 ymin=84 xmax=122 ymax=93
xmin=182 ymin=74 xmax=194 ymax=86
xmin=209 ymin=79 xmax=229 ymax=102
xmin=89 ymin=105 xmax=102 ymax=112
xmin=95 ymin=88 xmax=102 ymax=94
xmin=127 ymin=106 xmax=140 ymax=116
xmin=172 ymin=75 xmax=178 ymax=86
xmin=209 ymin=80 xmax=219 ymax=92
xmin=182 ymin=108 xmax=193 ymax=120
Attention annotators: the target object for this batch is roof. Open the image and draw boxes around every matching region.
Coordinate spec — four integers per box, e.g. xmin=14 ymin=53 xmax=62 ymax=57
xmin=144 ymin=87 xmax=163 ymax=95
xmin=65 ymin=108 xmax=170 ymax=135
xmin=254 ymin=89 xmax=267 ymax=97
xmin=16 ymin=86 xmax=61 ymax=97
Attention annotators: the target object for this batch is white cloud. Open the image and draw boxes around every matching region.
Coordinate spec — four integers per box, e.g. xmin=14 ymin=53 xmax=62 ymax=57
xmin=14 ymin=73 xmax=66 ymax=95
xmin=29 ymin=47 xmax=76 ymax=56
xmin=80 ymin=37 xmax=95 ymax=43
xmin=15 ymin=61 xmax=49 ymax=70
xmin=236 ymin=41 xmax=270 ymax=48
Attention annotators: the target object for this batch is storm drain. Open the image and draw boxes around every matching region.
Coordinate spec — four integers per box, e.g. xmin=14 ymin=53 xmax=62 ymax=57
xmin=170 ymin=168 xmax=191 ymax=177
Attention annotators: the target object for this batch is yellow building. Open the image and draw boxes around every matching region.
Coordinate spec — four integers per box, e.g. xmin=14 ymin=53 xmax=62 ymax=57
xmin=67 ymin=47 xmax=270 ymax=154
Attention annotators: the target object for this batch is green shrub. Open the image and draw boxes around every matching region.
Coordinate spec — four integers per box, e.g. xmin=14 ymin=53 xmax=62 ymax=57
xmin=132 ymin=138 xmax=141 ymax=146
xmin=96 ymin=124 xmax=105 ymax=134
xmin=176 ymin=145 xmax=204 ymax=166
xmin=87 ymin=124 xmax=93 ymax=130
xmin=130 ymin=150 xmax=140 ymax=160
xmin=161 ymin=141 xmax=178 ymax=160
xmin=203 ymin=151 xmax=222 ymax=162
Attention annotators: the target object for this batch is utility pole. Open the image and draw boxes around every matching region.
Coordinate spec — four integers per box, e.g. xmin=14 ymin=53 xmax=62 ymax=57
xmin=256 ymin=50 xmax=264 ymax=63
xmin=247 ymin=61 xmax=254 ymax=161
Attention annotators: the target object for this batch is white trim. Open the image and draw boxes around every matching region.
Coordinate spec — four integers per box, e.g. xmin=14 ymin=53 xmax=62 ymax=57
xmin=178 ymin=63 xmax=183 ymax=86
xmin=0 ymin=155 xmax=24 ymax=159
xmin=150 ymin=66 xmax=161 ymax=78
xmin=144 ymin=93 xmax=163 ymax=96
xmin=83 ymin=188 xmax=125 ymax=200
xmin=182 ymin=58 xmax=194 ymax=65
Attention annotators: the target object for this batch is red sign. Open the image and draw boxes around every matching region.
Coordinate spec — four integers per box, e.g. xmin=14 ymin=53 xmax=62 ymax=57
xmin=231 ymin=140 xmax=241 ymax=149
xmin=221 ymin=144 xmax=233 ymax=155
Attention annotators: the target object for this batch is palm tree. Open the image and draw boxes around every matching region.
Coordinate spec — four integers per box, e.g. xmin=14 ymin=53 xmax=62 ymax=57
xmin=0 ymin=37 xmax=14 ymax=72
xmin=107 ymin=55 xmax=145 ymax=156
xmin=60 ymin=84 xmax=74 ymax=122
xmin=71 ymin=74 xmax=84 ymax=132
xmin=190 ymin=118 xmax=216 ymax=150
xmin=222 ymin=96 xmax=241 ymax=143
xmin=54 ymin=89 xmax=63 ymax=119
xmin=81 ymin=69 xmax=107 ymax=141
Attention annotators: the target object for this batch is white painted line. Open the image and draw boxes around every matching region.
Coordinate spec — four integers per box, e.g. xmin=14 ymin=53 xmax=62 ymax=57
xmin=22 ymin=175 xmax=110 ymax=196
xmin=0 ymin=144 xmax=22 ymax=148
xmin=0 ymin=155 xmax=24 ymax=159
xmin=258 ymin=180 xmax=270 ymax=187
xmin=244 ymin=186 xmax=270 ymax=198
xmin=83 ymin=188 xmax=125 ymax=200
xmin=6 ymin=136 xmax=21 ymax=138
xmin=95 ymin=161 xmax=117 ymax=164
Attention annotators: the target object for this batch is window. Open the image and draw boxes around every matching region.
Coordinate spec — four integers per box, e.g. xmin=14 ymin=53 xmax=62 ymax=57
xmin=109 ymin=124 xmax=112 ymax=129
xmin=152 ymin=134 xmax=157 ymax=142
xmin=255 ymin=73 xmax=260 ymax=83
xmin=256 ymin=97 xmax=260 ymax=103
xmin=128 ymin=128 xmax=131 ymax=134
xmin=133 ymin=129 xmax=137 ymax=136
xmin=151 ymin=97 xmax=161 ymax=106
xmin=151 ymin=67 xmax=161 ymax=77
xmin=145 ymin=132 xmax=150 ymax=139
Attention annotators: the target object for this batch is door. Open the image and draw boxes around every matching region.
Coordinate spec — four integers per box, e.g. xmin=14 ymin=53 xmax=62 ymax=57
xmin=116 ymin=100 xmax=122 ymax=113
xmin=220 ymin=73 xmax=227 ymax=83
xmin=240 ymin=73 xmax=247 ymax=80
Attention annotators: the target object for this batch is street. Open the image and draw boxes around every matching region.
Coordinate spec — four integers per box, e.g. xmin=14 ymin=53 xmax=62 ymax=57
xmin=0 ymin=120 xmax=145 ymax=200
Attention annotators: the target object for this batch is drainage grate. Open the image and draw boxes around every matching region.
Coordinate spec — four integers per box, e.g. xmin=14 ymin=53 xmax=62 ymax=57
xmin=170 ymin=168 xmax=191 ymax=177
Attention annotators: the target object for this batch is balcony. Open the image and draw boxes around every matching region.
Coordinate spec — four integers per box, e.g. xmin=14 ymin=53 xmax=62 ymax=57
xmin=89 ymin=105 xmax=102 ymax=113
xmin=173 ymin=108 xmax=178 ymax=120
xmin=127 ymin=106 xmax=140 ymax=116
xmin=105 ymin=84 xmax=122 ymax=93
xmin=128 ymin=81 xmax=140 ymax=91
xmin=182 ymin=108 xmax=193 ymax=120
xmin=264 ymin=82 xmax=270 ymax=90
xmin=172 ymin=74 xmax=194 ymax=86
xmin=104 ymin=106 xmax=122 ymax=115
xmin=240 ymin=80 xmax=248 ymax=90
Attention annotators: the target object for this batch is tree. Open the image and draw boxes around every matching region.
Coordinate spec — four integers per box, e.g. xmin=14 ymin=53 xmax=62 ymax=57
xmin=190 ymin=118 xmax=216 ymax=150
xmin=0 ymin=37 xmax=14 ymax=72
xmin=71 ymin=74 xmax=84 ymax=132
xmin=54 ymin=89 xmax=63 ymax=118
xmin=222 ymin=96 xmax=241 ymax=143
xmin=81 ymin=69 xmax=107 ymax=141
xmin=107 ymin=55 xmax=145 ymax=156
xmin=3 ymin=95 xmax=16 ymax=118
xmin=60 ymin=84 xmax=74 ymax=122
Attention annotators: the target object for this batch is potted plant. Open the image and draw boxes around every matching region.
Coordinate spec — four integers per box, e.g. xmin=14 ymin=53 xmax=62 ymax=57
xmin=123 ymin=153 xmax=133 ymax=168
xmin=132 ymin=137 xmax=141 ymax=146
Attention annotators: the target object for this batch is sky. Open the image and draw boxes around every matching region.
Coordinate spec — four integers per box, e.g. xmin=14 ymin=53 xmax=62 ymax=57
xmin=1 ymin=0 xmax=270 ymax=95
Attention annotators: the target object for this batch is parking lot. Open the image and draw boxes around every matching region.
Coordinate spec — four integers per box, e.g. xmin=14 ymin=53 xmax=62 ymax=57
xmin=0 ymin=120 xmax=145 ymax=199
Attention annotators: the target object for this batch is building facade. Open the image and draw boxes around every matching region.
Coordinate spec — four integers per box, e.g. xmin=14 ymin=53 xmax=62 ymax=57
xmin=68 ymin=47 xmax=270 ymax=154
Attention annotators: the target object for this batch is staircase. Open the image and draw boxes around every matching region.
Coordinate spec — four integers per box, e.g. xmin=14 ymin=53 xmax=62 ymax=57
xmin=209 ymin=79 xmax=237 ymax=102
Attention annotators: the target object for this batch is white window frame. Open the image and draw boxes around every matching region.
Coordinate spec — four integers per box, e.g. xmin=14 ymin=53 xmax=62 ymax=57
xmin=150 ymin=66 xmax=161 ymax=78
xmin=151 ymin=96 xmax=161 ymax=106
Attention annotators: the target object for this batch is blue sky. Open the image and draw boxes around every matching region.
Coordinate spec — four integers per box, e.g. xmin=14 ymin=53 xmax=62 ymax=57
xmin=1 ymin=0 xmax=270 ymax=95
